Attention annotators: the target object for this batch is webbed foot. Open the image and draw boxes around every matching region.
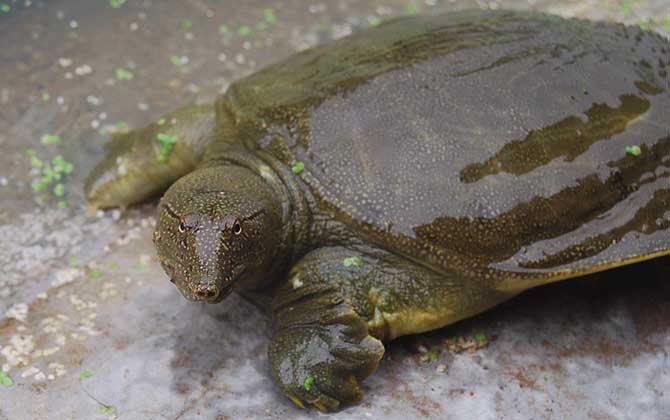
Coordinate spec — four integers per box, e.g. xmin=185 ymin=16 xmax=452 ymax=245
xmin=268 ymin=250 xmax=385 ymax=411
xmin=269 ymin=302 xmax=384 ymax=411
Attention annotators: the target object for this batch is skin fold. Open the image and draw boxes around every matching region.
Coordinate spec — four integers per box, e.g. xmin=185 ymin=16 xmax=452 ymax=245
xmin=85 ymin=10 xmax=670 ymax=411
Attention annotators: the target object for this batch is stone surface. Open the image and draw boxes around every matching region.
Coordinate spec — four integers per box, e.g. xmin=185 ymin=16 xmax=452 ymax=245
xmin=0 ymin=1 xmax=669 ymax=419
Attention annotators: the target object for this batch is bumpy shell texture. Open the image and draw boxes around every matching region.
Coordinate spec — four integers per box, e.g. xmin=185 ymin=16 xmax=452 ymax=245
xmin=215 ymin=10 xmax=670 ymax=288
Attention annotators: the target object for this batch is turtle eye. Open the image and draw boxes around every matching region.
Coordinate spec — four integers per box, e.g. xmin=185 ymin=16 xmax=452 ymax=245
xmin=222 ymin=214 xmax=242 ymax=235
xmin=178 ymin=222 xmax=186 ymax=233
xmin=233 ymin=221 xmax=242 ymax=235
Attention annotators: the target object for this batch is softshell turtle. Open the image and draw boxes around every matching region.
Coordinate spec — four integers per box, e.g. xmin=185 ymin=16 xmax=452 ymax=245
xmin=85 ymin=10 xmax=670 ymax=411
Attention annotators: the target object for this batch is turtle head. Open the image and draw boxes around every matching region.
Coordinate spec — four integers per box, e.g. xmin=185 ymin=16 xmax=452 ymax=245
xmin=154 ymin=165 xmax=283 ymax=303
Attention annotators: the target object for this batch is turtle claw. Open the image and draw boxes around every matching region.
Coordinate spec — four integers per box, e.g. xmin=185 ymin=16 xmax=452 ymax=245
xmin=285 ymin=374 xmax=359 ymax=412
xmin=289 ymin=389 xmax=341 ymax=413
xmin=269 ymin=322 xmax=384 ymax=412
xmin=288 ymin=395 xmax=305 ymax=409
xmin=312 ymin=399 xmax=331 ymax=413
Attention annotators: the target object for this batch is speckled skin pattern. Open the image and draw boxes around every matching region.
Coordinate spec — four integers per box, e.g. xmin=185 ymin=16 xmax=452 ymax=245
xmin=85 ymin=10 xmax=670 ymax=411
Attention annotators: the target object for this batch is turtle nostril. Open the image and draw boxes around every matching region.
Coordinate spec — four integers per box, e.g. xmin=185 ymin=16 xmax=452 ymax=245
xmin=193 ymin=284 xmax=219 ymax=301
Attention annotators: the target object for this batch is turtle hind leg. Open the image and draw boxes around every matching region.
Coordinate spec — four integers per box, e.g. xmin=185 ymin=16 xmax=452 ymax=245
xmin=84 ymin=103 xmax=214 ymax=211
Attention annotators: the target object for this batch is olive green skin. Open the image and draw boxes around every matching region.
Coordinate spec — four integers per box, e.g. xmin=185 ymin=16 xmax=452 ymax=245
xmin=85 ymin=10 xmax=670 ymax=412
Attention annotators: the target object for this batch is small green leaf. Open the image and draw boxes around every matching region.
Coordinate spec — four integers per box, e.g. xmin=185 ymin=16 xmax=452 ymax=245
xmin=157 ymin=133 xmax=177 ymax=144
xmin=42 ymin=92 xmax=51 ymax=102
xmin=404 ymin=3 xmax=419 ymax=14
xmin=115 ymin=67 xmax=134 ymax=81
xmin=620 ymin=0 xmax=634 ymax=15
xmin=52 ymin=155 xmax=69 ymax=172
xmin=57 ymin=201 xmax=68 ymax=209
xmin=181 ymin=19 xmax=193 ymax=31
xmin=41 ymin=134 xmax=61 ymax=145
xmin=96 ymin=404 xmax=115 ymax=414
xmin=369 ymin=17 xmax=382 ymax=26
xmin=343 ymin=256 xmax=362 ymax=268
xmin=474 ymin=332 xmax=488 ymax=345
xmin=115 ymin=121 xmax=129 ymax=131
xmin=218 ymin=24 xmax=229 ymax=34
xmin=157 ymin=118 xmax=166 ymax=126
xmin=31 ymin=180 xmax=47 ymax=192
xmin=133 ymin=262 xmax=147 ymax=271
xmin=625 ymin=145 xmax=642 ymax=156
xmin=109 ymin=0 xmax=125 ymax=9
xmin=157 ymin=133 xmax=178 ymax=162
xmin=42 ymin=165 xmax=59 ymax=182
xmin=263 ymin=8 xmax=277 ymax=24
xmin=303 ymin=375 xmax=314 ymax=391
xmin=52 ymin=157 xmax=63 ymax=170
xmin=639 ymin=20 xmax=653 ymax=31
xmin=291 ymin=161 xmax=305 ymax=174
xmin=0 ymin=4 xmax=10 ymax=13
xmin=30 ymin=155 xmax=43 ymax=168
xmin=0 ymin=371 xmax=14 ymax=387
xmin=53 ymin=183 xmax=65 ymax=197
xmin=79 ymin=370 xmax=94 ymax=380
xmin=170 ymin=55 xmax=184 ymax=66
xmin=90 ymin=270 xmax=103 ymax=279
xmin=109 ymin=262 xmax=120 ymax=270
xmin=427 ymin=346 xmax=441 ymax=362
xmin=238 ymin=25 xmax=251 ymax=36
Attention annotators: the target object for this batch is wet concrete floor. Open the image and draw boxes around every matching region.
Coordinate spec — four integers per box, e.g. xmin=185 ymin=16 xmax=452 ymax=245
xmin=1 ymin=0 xmax=669 ymax=419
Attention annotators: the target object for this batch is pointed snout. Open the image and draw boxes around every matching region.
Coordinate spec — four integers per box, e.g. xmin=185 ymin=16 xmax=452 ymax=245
xmin=191 ymin=282 xmax=221 ymax=302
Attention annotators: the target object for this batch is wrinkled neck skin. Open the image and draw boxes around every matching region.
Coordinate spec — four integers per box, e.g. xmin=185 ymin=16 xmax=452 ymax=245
xmin=200 ymin=149 xmax=311 ymax=291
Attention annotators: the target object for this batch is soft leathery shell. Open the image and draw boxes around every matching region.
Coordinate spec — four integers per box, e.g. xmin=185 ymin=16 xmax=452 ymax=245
xmin=218 ymin=10 xmax=670 ymax=289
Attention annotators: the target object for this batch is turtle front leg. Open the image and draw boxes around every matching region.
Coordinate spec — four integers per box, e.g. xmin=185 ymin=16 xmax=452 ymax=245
xmin=269 ymin=247 xmax=385 ymax=412
xmin=269 ymin=246 xmax=515 ymax=411
xmin=84 ymin=103 xmax=214 ymax=211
